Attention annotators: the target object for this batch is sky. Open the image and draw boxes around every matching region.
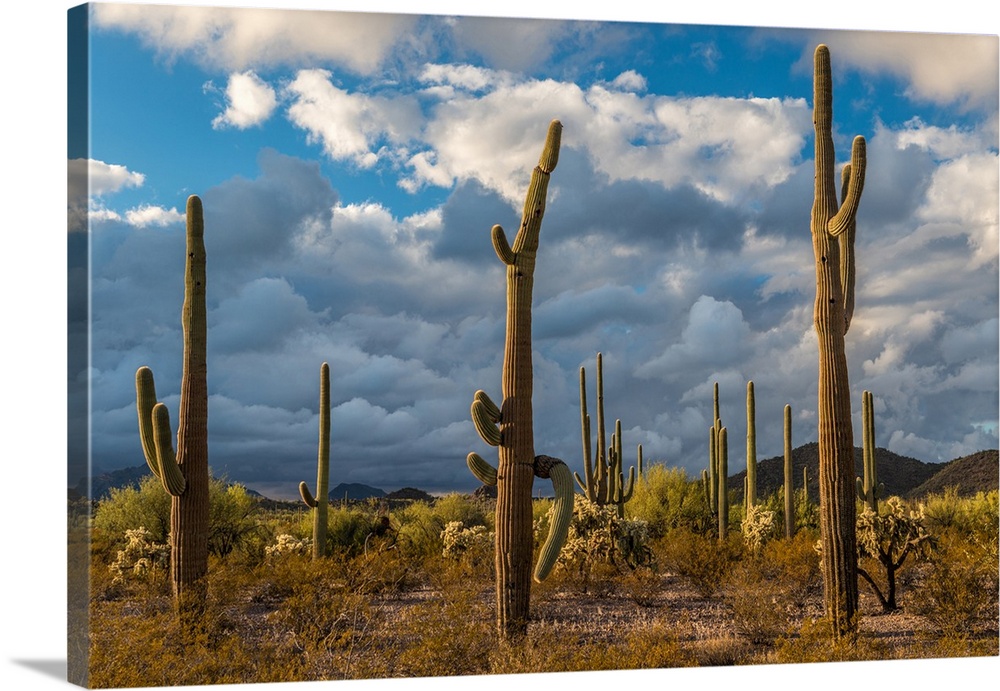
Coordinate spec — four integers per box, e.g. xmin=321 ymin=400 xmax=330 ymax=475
xmin=66 ymin=2 xmax=999 ymax=502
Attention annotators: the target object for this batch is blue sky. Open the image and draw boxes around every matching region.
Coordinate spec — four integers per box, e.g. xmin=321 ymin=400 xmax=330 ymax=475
xmin=65 ymin=1 xmax=999 ymax=501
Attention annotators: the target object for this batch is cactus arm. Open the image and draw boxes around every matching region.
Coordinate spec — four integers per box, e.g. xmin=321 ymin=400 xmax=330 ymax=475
xmin=838 ymin=164 xmax=857 ymax=331
xmin=472 ymin=396 xmax=503 ymax=447
xmin=594 ymin=353 xmax=608 ymax=503
xmin=136 ymin=366 xmax=163 ymax=479
xmin=491 ymin=225 xmax=516 ymax=266
xmin=299 ymin=482 xmax=318 ymax=508
xmin=151 ymin=403 xmax=187 ymax=497
xmin=467 ymin=452 xmax=498 ymax=486
xmin=827 ymin=138 xmax=867 ymax=238
xmin=532 ymin=455 xmax=573 ymax=582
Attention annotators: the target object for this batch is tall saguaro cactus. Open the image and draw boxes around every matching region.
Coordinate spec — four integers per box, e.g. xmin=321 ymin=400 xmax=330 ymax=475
xmin=465 ymin=120 xmax=573 ymax=641
xmin=783 ymin=404 xmax=795 ymax=539
xmin=716 ymin=426 xmax=729 ymax=541
xmin=811 ymin=44 xmax=867 ymax=637
xmin=745 ymin=380 xmax=757 ymax=508
xmin=135 ymin=195 xmax=210 ymax=614
xmin=299 ymin=362 xmax=331 ymax=559
xmin=575 ymin=352 xmax=636 ymax=518
xmin=856 ymin=390 xmax=883 ymax=512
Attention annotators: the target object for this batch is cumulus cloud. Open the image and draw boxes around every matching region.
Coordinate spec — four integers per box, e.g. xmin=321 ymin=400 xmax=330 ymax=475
xmin=67 ymin=158 xmax=146 ymax=232
xmin=125 ymin=204 xmax=184 ymax=228
xmin=285 ymin=69 xmax=422 ymax=168
xmin=211 ymin=71 xmax=278 ymax=129
xmin=91 ymin=3 xmax=417 ymax=74
xmin=804 ymin=31 xmax=999 ymax=111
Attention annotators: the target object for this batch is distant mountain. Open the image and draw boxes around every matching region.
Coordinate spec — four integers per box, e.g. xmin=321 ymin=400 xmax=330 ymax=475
xmin=908 ymin=450 xmax=999 ymax=498
xmin=80 ymin=464 xmax=152 ymax=500
xmin=726 ymin=442 xmax=996 ymax=502
xmin=386 ymin=487 xmax=435 ymax=502
xmin=330 ymin=482 xmax=386 ymax=501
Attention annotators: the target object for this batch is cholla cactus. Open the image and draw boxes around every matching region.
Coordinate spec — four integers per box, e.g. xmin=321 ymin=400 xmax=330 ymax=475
xmin=856 ymin=496 xmax=932 ymax=612
xmin=109 ymin=527 xmax=170 ymax=585
xmin=265 ymin=534 xmax=313 ymax=559
xmin=741 ymin=503 xmax=776 ymax=554
xmin=441 ymin=521 xmax=493 ymax=560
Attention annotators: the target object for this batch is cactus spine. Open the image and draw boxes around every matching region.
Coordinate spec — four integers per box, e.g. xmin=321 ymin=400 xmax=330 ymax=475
xmin=299 ymin=362 xmax=331 ymax=559
xmin=783 ymin=404 xmax=795 ymax=539
xmin=856 ymin=390 xmax=883 ymax=512
xmin=811 ymin=44 xmax=867 ymax=637
xmin=745 ymin=380 xmax=757 ymax=508
xmin=135 ymin=195 xmax=210 ymax=614
xmin=465 ymin=120 xmax=572 ymax=640
xmin=575 ymin=352 xmax=636 ymax=518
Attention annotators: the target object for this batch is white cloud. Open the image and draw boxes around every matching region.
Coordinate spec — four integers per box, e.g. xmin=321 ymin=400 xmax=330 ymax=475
xmin=608 ymin=70 xmax=647 ymax=92
xmin=419 ymin=63 xmax=511 ymax=92
xmin=212 ymin=71 xmax=278 ymax=129
xmin=812 ymin=31 xmax=999 ymax=110
xmin=285 ymin=69 xmax=422 ymax=168
xmin=91 ymin=4 xmax=416 ymax=74
xmin=124 ymin=204 xmax=184 ymax=228
xmin=68 ymin=158 xmax=145 ymax=199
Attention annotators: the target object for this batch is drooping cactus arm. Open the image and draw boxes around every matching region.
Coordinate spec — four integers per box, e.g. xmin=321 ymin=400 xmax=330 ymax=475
xmin=838 ymin=164 xmax=857 ymax=331
xmin=136 ymin=366 xmax=163 ymax=479
xmin=532 ymin=455 xmax=574 ymax=582
xmin=827 ymin=137 xmax=866 ymax=238
xmin=471 ymin=390 xmax=503 ymax=447
xmin=151 ymin=403 xmax=187 ymax=496
xmin=467 ymin=452 xmax=498 ymax=486
xmin=299 ymin=482 xmax=318 ymax=508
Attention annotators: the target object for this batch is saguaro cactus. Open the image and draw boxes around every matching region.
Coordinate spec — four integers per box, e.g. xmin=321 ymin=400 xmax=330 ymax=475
xmin=299 ymin=362 xmax=331 ymax=559
xmin=745 ymin=380 xmax=757 ymax=508
xmin=575 ymin=353 xmax=636 ymax=518
xmin=856 ymin=390 xmax=883 ymax=512
xmin=465 ymin=120 xmax=572 ymax=640
xmin=135 ymin=195 xmax=210 ymax=614
xmin=716 ymin=426 xmax=729 ymax=541
xmin=706 ymin=382 xmax=723 ymax=516
xmin=811 ymin=44 xmax=867 ymax=637
xmin=783 ymin=404 xmax=795 ymax=539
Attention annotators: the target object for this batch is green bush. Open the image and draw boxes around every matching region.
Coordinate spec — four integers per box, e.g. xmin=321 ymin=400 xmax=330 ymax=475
xmin=394 ymin=494 xmax=490 ymax=560
xmin=93 ymin=475 xmax=264 ymax=561
xmin=626 ymin=464 xmax=712 ymax=536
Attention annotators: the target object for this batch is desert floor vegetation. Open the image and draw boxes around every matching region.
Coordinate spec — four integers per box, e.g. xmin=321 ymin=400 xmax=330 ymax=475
xmin=84 ymin=474 xmax=998 ymax=688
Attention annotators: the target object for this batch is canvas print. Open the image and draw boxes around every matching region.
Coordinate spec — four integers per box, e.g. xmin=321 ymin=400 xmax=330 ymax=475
xmin=67 ymin=2 xmax=999 ymax=688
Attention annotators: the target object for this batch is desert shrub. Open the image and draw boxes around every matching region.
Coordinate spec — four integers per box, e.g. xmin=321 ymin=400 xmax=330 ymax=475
xmin=626 ymin=464 xmax=712 ymax=536
xmin=922 ymin=488 xmax=998 ymax=540
xmin=761 ymin=529 xmax=823 ymax=600
xmin=912 ymin=529 xmax=999 ymax=635
xmin=768 ymin=617 xmax=892 ymax=664
xmin=395 ymin=494 xmax=489 ymax=561
xmin=94 ymin=475 xmax=265 ymax=560
xmin=93 ymin=475 xmax=172 ymax=551
xmin=441 ymin=521 xmax=492 ymax=559
xmin=208 ymin=482 xmax=264 ymax=558
xmin=658 ymin=528 xmax=744 ymax=598
xmin=722 ymin=556 xmax=798 ymax=646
